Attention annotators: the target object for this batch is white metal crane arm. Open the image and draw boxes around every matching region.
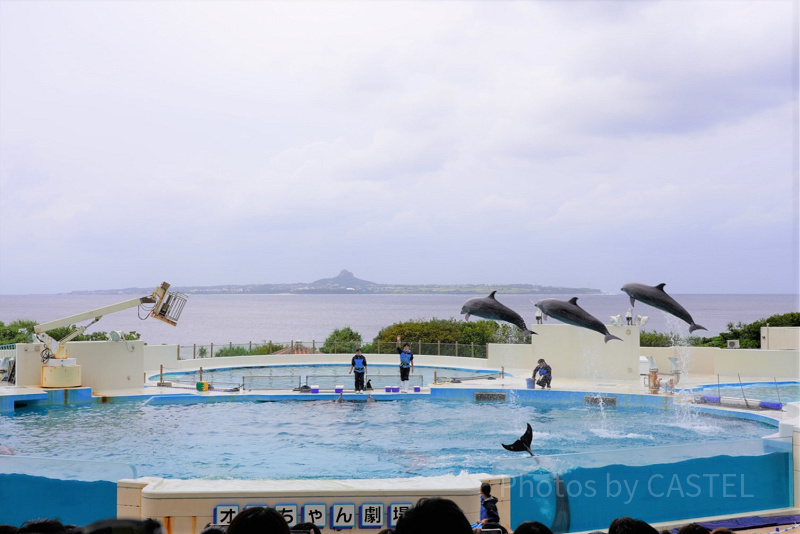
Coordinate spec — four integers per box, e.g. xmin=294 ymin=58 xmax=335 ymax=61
xmin=33 ymin=296 xmax=155 ymax=334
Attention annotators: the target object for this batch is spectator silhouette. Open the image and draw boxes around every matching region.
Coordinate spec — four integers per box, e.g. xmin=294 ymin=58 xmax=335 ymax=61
xmin=227 ymin=507 xmax=291 ymax=534
xmin=394 ymin=498 xmax=472 ymax=534
xmin=291 ymin=523 xmax=321 ymax=534
xmin=82 ymin=519 xmax=162 ymax=534
xmin=608 ymin=516 xmax=658 ymax=534
xmin=677 ymin=525 xmax=710 ymax=534
xmin=512 ymin=522 xmax=553 ymax=534
xmin=18 ymin=520 xmax=69 ymax=534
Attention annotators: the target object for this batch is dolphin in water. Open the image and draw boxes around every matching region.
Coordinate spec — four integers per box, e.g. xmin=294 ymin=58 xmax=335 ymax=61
xmin=621 ymin=283 xmax=707 ymax=333
xmin=501 ymin=424 xmax=570 ymax=532
xmin=0 ymin=445 xmax=15 ymax=455
xmin=461 ymin=291 xmax=535 ymax=335
xmin=535 ymin=298 xmax=622 ymax=343
xmin=502 ymin=422 xmax=534 ymax=455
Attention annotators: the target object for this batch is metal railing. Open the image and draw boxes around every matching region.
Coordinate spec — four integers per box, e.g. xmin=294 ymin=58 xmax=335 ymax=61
xmin=177 ymin=340 xmax=489 ymax=360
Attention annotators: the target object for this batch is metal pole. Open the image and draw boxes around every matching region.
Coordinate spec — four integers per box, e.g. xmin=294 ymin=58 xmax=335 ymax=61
xmin=737 ymin=373 xmax=749 ymax=408
xmin=193 ymin=343 xmax=196 ymax=359
xmin=774 ymin=377 xmax=783 ymax=405
xmin=200 ymin=367 xmax=203 ymax=382
xmin=210 ymin=343 xmax=214 ymax=358
xmin=160 ymin=364 xmax=163 ymax=384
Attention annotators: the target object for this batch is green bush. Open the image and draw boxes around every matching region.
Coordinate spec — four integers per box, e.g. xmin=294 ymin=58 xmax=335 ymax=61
xmin=320 ymin=327 xmax=363 ymax=354
xmin=694 ymin=312 xmax=800 ymax=348
xmin=249 ymin=342 xmax=286 ymax=355
xmin=0 ymin=320 xmax=140 ymax=344
xmin=215 ymin=346 xmax=251 ymax=357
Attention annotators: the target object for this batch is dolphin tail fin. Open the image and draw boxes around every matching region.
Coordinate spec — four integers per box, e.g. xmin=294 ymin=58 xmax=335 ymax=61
xmin=502 ymin=423 xmax=535 ymax=456
xmin=689 ymin=323 xmax=707 ymax=334
xmin=604 ymin=333 xmax=623 ymax=343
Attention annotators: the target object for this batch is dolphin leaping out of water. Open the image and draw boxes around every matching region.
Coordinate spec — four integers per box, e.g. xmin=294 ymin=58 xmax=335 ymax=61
xmin=461 ymin=291 xmax=535 ymax=335
xmin=502 ymin=423 xmax=534 ymax=456
xmin=535 ymin=298 xmax=622 ymax=343
xmin=621 ymin=283 xmax=707 ymax=333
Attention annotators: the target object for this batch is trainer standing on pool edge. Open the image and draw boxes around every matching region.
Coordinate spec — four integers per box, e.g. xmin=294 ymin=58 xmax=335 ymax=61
xmin=396 ymin=335 xmax=414 ymax=393
xmin=349 ymin=348 xmax=367 ymax=392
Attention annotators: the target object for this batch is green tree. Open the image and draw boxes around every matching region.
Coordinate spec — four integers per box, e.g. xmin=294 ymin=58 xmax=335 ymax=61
xmin=320 ymin=326 xmax=363 ymax=354
xmin=370 ymin=317 xmax=524 ymax=353
xmin=0 ymin=319 xmax=37 ymax=344
xmin=694 ymin=312 xmax=800 ymax=348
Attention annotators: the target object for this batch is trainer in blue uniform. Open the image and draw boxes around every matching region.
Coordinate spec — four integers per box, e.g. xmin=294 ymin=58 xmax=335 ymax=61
xmin=396 ymin=335 xmax=415 ymax=393
xmin=532 ymin=358 xmax=552 ymax=389
xmin=349 ymin=348 xmax=367 ymax=392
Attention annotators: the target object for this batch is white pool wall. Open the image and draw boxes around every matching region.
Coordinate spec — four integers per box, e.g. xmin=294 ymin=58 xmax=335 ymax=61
xmin=9 ymin=325 xmax=799 ymax=391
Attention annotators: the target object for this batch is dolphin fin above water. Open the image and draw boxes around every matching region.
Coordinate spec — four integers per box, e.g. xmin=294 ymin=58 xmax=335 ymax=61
xmin=502 ymin=423 xmax=534 ymax=456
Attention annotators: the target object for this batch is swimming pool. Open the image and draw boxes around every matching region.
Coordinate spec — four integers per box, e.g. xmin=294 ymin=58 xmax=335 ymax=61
xmin=154 ymin=364 xmax=504 ymax=390
xmin=692 ymin=381 xmax=799 ymax=404
xmin=1 ymin=392 xmax=779 ymax=480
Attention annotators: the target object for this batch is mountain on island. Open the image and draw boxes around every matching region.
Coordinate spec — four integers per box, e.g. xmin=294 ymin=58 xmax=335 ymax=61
xmin=70 ymin=270 xmax=602 ymax=295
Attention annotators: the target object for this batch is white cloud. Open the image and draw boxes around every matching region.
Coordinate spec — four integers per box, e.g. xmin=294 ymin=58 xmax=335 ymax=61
xmin=0 ymin=0 xmax=796 ymax=294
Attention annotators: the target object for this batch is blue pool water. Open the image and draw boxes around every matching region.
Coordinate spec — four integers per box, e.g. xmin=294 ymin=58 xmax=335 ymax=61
xmin=1 ymin=393 xmax=778 ymax=480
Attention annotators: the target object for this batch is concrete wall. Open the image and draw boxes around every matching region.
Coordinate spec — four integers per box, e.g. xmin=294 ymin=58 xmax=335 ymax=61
xmin=144 ymin=344 xmax=180 ymax=371
xmin=12 ymin=343 xmax=47 ymax=386
xmin=713 ymin=347 xmax=800 ymax=379
xmin=528 ymin=324 xmax=641 ymax=380
xmin=761 ymin=327 xmax=800 ymax=350
xmin=644 ymin=346 xmax=716 ymax=376
xmin=69 ymin=340 xmax=146 ymax=390
xmin=118 ymin=474 xmax=510 ymax=534
xmin=13 ymin=341 xmax=146 ymax=390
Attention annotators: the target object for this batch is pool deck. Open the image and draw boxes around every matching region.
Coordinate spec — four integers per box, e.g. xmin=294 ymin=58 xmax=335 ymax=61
xmin=2 ymin=366 xmax=799 ymax=532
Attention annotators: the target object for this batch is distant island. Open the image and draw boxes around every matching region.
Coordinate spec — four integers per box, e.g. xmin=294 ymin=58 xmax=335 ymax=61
xmin=69 ymin=270 xmax=603 ymax=296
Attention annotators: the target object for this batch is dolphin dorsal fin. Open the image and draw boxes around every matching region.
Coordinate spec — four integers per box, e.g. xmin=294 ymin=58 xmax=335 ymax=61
xmin=569 ymin=297 xmax=579 ymax=305
xmin=488 ymin=291 xmax=497 ymax=299
xmin=656 ymin=283 xmax=667 ymax=291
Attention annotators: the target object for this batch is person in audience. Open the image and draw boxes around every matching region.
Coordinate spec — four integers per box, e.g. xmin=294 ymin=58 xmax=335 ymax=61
xmin=512 ymin=522 xmax=553 ymax=534
xmin=291 ymin=523 xmax=321 ymax=534
xmin=608 ymin=516 xmax=658 ymax=534
xmin=677 ymin=525 xmax=710 ymax=534
xmin=394 ymin=497 xmax=472 ymax=534
xmin=226 ymin=507 xmax=291 ymax=534
xmin=199 ymin=526 xmax=226 ymax=534
xmin=82 ymin=519 xmax=161 ymax=534
xmin=18 ymin=520 xmax=69 ymax=534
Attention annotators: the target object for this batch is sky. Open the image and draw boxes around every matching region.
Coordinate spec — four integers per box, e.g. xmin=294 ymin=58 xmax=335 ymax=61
xmin=0 ymin=0 xmax=797 ymax=295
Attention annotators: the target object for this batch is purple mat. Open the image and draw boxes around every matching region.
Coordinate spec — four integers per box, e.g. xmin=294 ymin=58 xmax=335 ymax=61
xmin=668 ymin=515 xmax=800 ymax=533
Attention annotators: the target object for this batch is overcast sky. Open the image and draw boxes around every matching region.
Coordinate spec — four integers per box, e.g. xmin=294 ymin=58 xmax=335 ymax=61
xmin=0 ymin=1 xmax=797 ymax=295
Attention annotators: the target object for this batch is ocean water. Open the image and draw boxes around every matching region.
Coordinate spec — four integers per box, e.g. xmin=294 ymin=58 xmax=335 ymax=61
xmin=0 ymin=292 xmax=796 ymax=346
